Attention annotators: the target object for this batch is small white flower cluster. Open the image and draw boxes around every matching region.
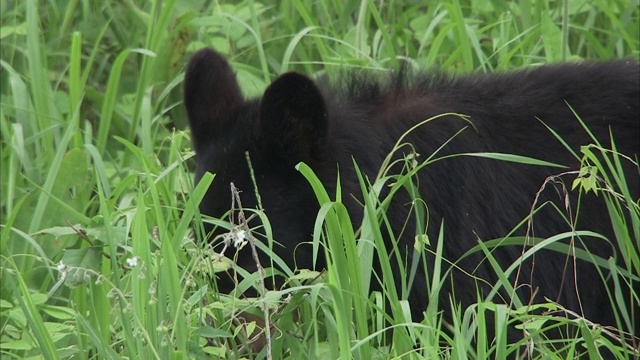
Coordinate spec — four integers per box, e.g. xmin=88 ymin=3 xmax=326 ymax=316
xmin=233 ymin=229 xmax=246 ymax=247
xmin=213 ymin=226 xmax=250 ymax=262
xmin=126 ymin=256 xmax=140 ymax=267
xmin=57 ymin=261 xmax=67 ymax=272
xmin=56 ymin=261 xmax=68 ymax=282
xmin=216 ymin=227 xmax=248 ymax=249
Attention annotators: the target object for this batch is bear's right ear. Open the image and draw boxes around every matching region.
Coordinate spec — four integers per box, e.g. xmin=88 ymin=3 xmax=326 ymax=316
xmin=184 ymin=48 xmax=243 ymax=152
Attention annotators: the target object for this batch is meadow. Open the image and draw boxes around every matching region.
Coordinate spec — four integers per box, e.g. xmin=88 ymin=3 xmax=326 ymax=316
xmin=1 ymin=0 xmax=639 ymax=359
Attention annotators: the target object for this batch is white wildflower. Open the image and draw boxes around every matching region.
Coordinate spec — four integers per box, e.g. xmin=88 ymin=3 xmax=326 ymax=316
xmin=126 ymin=256 xmax=139 ymax=267
xmin=233 ymin=229 xmax=246 ymax=247
xmin=57 ymin=261 xmax=67 ymax=272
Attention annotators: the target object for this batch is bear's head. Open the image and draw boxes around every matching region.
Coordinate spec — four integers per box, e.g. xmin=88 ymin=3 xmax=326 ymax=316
xmin=183 ymin=48 xmax=332 ymax=289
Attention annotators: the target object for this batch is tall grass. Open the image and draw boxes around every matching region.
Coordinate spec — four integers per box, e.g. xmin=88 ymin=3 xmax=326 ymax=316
xmin=1 ymin=0 xmax=638 ymax=358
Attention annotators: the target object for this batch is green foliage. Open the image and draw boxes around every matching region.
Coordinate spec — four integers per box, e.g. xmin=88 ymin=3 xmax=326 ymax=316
xmin=1 ymin=0 xmax=638 ymax=359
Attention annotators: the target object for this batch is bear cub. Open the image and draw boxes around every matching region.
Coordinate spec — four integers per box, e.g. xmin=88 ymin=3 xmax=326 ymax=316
xmin=184 ymin=48 xmax=639 ymax=343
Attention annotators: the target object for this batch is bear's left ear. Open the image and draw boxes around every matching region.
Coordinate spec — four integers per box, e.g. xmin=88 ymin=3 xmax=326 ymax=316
xmin=259 ymin=72 xmax=328 ymax=163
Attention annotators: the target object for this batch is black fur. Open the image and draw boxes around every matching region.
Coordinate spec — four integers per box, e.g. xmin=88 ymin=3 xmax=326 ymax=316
xmin=184 ymin=48 xmax=639 ymax=345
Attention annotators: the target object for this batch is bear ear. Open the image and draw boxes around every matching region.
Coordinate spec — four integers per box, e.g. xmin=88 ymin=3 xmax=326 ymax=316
xmin=259 ymin=72 xmax=328 ymax=163
xmin=184 ymin=48 xmax=243 ymax=151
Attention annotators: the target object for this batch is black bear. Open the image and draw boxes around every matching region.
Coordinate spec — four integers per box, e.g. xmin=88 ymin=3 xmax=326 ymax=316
xmin=184 ymin=48 xmax=639 ymax=347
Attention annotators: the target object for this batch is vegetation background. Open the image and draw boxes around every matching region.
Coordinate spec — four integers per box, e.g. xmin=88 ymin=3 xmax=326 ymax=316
xmin=1 ymin=0 xmax=638 ymax=359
